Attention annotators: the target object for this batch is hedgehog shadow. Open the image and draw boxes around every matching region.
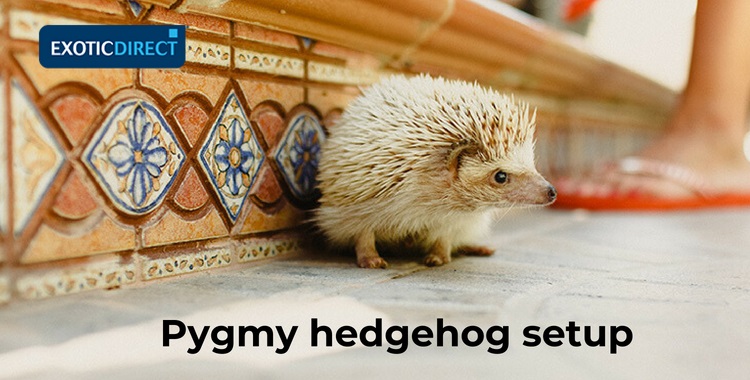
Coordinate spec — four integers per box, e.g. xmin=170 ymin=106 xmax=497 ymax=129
xmin=297 ymin=224 xmax=455 ymax=268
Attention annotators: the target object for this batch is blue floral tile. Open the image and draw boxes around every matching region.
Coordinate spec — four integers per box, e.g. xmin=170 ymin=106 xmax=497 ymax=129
xmin=198 ymin=91 xmax=264 ymax=223
xmin=274 ymin=110 xmax=326 ymax=201
xmin=84 ymin=100 xmax=185 ymax=215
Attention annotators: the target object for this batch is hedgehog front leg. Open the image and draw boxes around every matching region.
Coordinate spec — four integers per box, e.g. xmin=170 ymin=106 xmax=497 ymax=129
xmin=424 ymin=237 xmax=452 ymax=267
xmin=355 ymin=230 xmax=388 ymax=269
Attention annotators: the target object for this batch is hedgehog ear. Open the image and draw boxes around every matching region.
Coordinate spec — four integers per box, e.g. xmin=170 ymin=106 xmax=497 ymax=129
xmin=447 ymin=140 xmax=479 ymax=178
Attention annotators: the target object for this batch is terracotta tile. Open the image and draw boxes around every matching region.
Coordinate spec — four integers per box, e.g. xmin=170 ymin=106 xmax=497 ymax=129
xmin=235 ymin=48 xmax=304 ymax=78
xmin=9 ymin=9 xmax=87 ymax=42
xmin=172 ymin=167 xmax=210 ymax=212
xmin=367 ymin=0 xmax=451 ymax=22
xmin=238 ymin=78 xmax=304 ymax=112
xmin=180 ymin=0 xmax=426 ymax=57
xmin=21 ymin=215 xmax=135 ymax=264
xmin=306 ymin=86 xmax=359 ymax=117
xmin=186 ymin=39 xmax=231 ymax=67
xmin=143 ymin=0 xmax=178 ymax=8
xmin=273 ymin=108 xmax=325 ymax=202
xmin=197 ymin=91 xmax=264 ymax=224
xmin=170 ymin=101 xmax=210 ymax=148
xmin=234 ymin=23 xmax=299 ymax=50
xmin=0 ymin=3 xmax=5 ymax=31
xmin=52 ymin=171 xmax=99 ymax=220
xmin=15 ymin=53 xmax=133 ymax=99
xmin=251 ymin=164 xmax=283 ymax=205
xmin=438 ymin=0 xmax=545 ymax=60
xmin=322 ymin=109 xmax=343 ymax=129
xmin=16 ymin=255 xmax=136 ymax=300
xmin=409 ymin=1 xmax=544 ymax=82
xmin=142 ymin=69 xmax=227 ymax=106
xmin=147 ymin=6 xmax=230 ymax=35
xmin=141 ymin=246 xmax=232 ymax=281
xmin=143 ymin=208 xmax=227 ymax=247
xmin=49 ymin=94 xmax=98 ymax=146
xmin=240 ymin=200 xmax=305 ymax=233
xmin=405 ymin=60 xmax=490 ymax=83
xmin=0 ymin=274 xmax=8 ymax=304
xmin=0 ymin=76 xmax=7 ymax=234
xmin=412 ymin=20 xmax=531 ymax=82
xmin=38 ymin=0 xmax=123 ymax=15
xmin=82 ymin=99 xmax=185 ymax=215
xmin=11 ymin=80 xmax=66 ymax=235
xmin=307 ymin=61 xmax=381 ymax=85
xmin=236 ymin=236 xmax=302 ymax=263
xmin=249 ymin=101 xmax=285 ymax=150
xmin=311 ymin=41 xmax=382 ymax=69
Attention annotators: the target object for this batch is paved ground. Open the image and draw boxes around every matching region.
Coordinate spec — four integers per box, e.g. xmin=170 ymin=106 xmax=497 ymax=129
xmin=1 ymin=208 xmax=749 ymax=379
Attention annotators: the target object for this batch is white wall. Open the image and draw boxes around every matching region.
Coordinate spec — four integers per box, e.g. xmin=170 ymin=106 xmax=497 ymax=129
xmin=585 ymin=0 xmax=697 ymax=91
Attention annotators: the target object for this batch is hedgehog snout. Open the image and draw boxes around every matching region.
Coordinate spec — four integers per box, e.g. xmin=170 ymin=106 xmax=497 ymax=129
xmin=536 ymin=181 xmax=557 ymax=205
xmin=547 ymin=185 xmax=557 ymax=202
xmin=531 ymin=182 xmax=557 ymax=206
xmin=512 ymin=173 xmax=557 ymax=206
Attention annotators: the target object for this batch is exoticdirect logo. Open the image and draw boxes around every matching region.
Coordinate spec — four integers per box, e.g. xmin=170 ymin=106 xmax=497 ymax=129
xmin=39 ymin=25 xmax=186 ymax=68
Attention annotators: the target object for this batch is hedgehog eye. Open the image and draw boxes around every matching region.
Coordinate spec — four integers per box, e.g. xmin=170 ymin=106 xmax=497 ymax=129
xmin=494 ymin=171 xmax=508 ymax=184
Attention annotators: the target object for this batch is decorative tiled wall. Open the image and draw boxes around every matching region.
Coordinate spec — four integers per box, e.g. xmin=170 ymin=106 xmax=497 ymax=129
xmin=0 ymin=0 xmax=674 ymax=303
xmin=0 ymin=0 xmax=373 ymax=302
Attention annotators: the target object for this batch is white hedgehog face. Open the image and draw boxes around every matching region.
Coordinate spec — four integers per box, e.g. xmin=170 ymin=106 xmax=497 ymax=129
xmin=449 ymin=150 xmax=556 ymax=209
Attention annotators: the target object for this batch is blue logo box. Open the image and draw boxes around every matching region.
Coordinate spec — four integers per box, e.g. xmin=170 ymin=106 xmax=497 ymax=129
xmin=39 ymin=25 xmax=186 ymax=68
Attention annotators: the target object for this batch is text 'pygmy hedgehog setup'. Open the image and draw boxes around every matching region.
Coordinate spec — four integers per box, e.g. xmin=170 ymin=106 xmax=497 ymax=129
xmin=316 ymin=74 xmax=556 ymax=268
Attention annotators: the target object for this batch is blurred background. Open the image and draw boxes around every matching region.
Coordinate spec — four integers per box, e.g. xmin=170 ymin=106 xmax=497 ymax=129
xmin=514 ymin=0 xmax=697 ymax=92
xmin=509 ymin=0 xmax=750 ymax=160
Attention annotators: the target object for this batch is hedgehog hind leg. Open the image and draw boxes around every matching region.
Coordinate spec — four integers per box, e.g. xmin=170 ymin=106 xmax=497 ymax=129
xmin=424 ymin=237 xmax=452 ymax=267
xmin=455 ymin=245 xmax=495 ymax=257
xmin=355 ymin=230 xmax=388 ymax=269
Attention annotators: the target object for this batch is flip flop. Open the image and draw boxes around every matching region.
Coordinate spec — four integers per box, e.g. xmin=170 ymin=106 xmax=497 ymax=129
xmin=551 ymin=156 xmax=750 ymax=211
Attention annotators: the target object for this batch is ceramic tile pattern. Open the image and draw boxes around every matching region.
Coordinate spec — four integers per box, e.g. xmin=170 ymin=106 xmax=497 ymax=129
xmin=10 ymin=80 xmax=66 ymax=235
xmin=0 ymin=0 xmax=366 ymax=303
xmin=274 ymin=110 xmax=326 ymax=201
xmin=0 ymin=0 xmax=672 ymax=304
xmin=140 ymin=246 xmax=232 ymax=281
xmin=16 ymin=256 xmax=137 ymax=300
xmin=84 ymin=100 xmax=185 ymax=214
xmin=198 ymin=90 xmax=264 ymax=223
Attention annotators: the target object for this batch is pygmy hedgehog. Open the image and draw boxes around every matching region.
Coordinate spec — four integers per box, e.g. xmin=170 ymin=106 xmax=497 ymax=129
xmin=315 ymin=74 xmax=556 ymax=269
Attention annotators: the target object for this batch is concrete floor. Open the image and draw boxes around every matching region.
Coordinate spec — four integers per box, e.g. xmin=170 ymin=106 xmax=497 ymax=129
xmin=1 ymin=209 xmax=749 ymax=379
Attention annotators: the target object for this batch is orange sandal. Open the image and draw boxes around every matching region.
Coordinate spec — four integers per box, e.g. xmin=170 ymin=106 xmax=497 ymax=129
xmin=552 ymin=157 xmax=750 ymax=211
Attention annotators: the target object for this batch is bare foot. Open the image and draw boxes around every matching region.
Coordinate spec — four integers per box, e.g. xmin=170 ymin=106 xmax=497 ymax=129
xmin=556 ymin=111 xmax=750 ymax=200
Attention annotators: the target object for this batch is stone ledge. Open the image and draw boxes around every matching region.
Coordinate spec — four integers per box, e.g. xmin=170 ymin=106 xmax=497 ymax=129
xmin=164 ymin=0 xmax=675 ymax=111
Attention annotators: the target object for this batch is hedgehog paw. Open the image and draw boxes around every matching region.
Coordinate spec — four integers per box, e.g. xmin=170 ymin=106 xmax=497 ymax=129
xmin=455 ymin=245 xmax=495 ymax=256
xmin=355 ymin=231 xmax=387 ymax=269
xmin=424 ymin=238 xmax=452 ymax=267
xmin=358 ymin=256 xmax=389 ymax=269
xmin=423 ymin=253 xmax=451 ymax=267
